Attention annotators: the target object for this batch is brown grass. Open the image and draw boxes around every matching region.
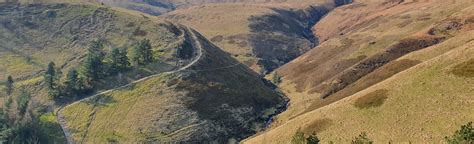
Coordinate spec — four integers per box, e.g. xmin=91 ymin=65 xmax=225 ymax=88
xmin=353 ymin=89 xmax=388 ymax=109
xmin=451 ymin=58 xmax=474 ymax=77
xmin=319 ymin=36 xmax=444 ymax=98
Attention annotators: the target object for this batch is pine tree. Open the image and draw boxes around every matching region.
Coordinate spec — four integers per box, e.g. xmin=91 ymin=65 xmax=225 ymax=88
xmin=16 ymin=89 xmax=30 ymax=117
xmin=81 ymin=53 xmax=103 ymax=83
xmin=141 ymin=39 xmax=153 ymax=64
xmin=5 ymin=76 xmax=13 ymax=96
xmin=44 ymin=62 xmax=59 ymax=98
xmin=88 ymin=39 xmax=105 ymax=58
xmin=130 ymin=39 xmax=154 ymax=65
xmin=64 ymin=69 xmax=79 ymax=98
xmin=106 ymin=48 xmax=130 ymax=74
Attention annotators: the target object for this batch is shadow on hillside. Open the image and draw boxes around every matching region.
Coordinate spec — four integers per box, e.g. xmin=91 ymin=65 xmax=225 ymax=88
xmin=247 ymin=6 xmax=331 ymax=72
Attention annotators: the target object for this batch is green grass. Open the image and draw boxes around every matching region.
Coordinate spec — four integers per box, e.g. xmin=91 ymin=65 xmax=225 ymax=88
xmin=38 ymin=112 xmax=67 ymax=143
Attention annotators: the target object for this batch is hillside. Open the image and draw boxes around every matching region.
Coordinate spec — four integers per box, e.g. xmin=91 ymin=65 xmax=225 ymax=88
xmin=60 ymin=26 xmax=285 ymax=143
xmin=0 ymin=2 xmax=284 ymax=143
xmin=245 ymin=0 xmax=474 ymax=143
xmin=161 ymin=1 xmax=351 ymax=72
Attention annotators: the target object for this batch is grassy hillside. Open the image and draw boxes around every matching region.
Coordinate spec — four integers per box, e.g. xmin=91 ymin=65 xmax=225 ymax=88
xmin=244 ymin=0 xmax=474 ymax=143
xmin=61 ymin=27 xmax=285 ymax=143
xmin=161 ymin=1 xmax=348 ymax=72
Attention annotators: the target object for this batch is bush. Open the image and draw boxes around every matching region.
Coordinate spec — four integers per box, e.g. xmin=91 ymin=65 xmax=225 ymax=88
xmin=352 ymin=132 xmax=373 ymax=144
xmin=445 ymin=122 xmax=474 ymax=144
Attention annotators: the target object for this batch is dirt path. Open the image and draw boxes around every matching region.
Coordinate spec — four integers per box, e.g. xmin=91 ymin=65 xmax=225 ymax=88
xmin=56 ymin=24 xmax=203 ymax=144
xmin=56 ymin=24 xmax=245 ymax=143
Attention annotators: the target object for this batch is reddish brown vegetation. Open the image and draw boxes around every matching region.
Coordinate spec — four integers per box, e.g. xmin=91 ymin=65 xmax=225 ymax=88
xmin=320 ymin=36 xmax=444 ymax=99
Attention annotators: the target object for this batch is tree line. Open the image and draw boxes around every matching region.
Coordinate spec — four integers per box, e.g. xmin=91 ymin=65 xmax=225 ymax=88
xmin=44 ymin=39 xmax=154 ymax=100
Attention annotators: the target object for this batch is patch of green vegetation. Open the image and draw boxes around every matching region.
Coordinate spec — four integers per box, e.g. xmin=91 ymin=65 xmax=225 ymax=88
xmin=351 ymin=132 xmax=373 ymax=144
xmin=451 ymin=59 xmax=474 ymax=77
xmin=38 ymin=112 xmax=67 ymax=143
xmin=354 ymin=89 xmax=388 ymax=109
xmin=445 ymin=121 xmax=474 ymax=144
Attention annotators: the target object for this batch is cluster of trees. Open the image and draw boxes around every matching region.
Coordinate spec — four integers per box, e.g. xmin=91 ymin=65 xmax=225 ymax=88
xmin=44 ymin=39 xmax=154 ymax=100
xmin=1 ymin=77 xmax=41 ymax=142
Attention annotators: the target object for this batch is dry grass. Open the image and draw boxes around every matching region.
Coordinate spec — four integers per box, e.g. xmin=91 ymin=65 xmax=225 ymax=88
xmin=353 ymin=89 xmax=388 ymax=109
xmin=245 ymin=32 xmax=474 ymax=143
xmin=246 ymin=2 xmax=474 ymax=143
xmin=451 ymin=59 xmax=474 ymax=77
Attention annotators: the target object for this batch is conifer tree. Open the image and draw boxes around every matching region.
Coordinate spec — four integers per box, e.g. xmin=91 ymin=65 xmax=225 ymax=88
xmin=5 ymin=76 xmax=13 ymax=96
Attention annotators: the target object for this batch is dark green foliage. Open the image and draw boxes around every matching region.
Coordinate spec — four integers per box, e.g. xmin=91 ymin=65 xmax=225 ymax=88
xmin=445 ymin=122 xmax=474 ymax=144
xmin=106 ymin=48 xmax=130 ymax=74
xmin=306 ymin=132 xmax=320 ymax=144
xmin=272 ymin=72 xmax=282 ymax=84
xmin=44 ymin=62 xmax=60 ymax=98
xmin=352 ymin=132 xmax=373 ymax=144
xmin=88 ymin=40 xmax=106 ymax=58
xmin=130 ymin=39 xmax=154 ymax=65
xmin=81 ymin=53 xmax=104 ymax=83
xmin=291 ymin=128 xmax=305 ymax=144
xmin=44 ymin=62 xmax=56 ymax=90
xmin=16 ymin=90 xmax=30 ymax=117
xmin=64 ymin=69 xmax=79 ymax=98
xmin=5 ymin=76 xmax=13 ymax=96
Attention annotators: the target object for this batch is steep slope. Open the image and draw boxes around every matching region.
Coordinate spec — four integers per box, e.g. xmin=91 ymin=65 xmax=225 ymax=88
xmin=0 ymin=3 xmax=284 ymax=143
xmin=245 ymin=0 xmax=474 ymax=143
xmin=161 ymin=1 xmax=350 ymax=72
xmin=60 ymin=26 xmax=285 ymax=143
xmin=0 ymin=3 xmax=186 ymax=101
xmin=269 ymin=0 xmax=474 ymax=124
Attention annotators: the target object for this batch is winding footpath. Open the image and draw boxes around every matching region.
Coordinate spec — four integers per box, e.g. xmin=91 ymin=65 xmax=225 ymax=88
xmin=56 ymin=24 xmax=245 ymax=143
xmin=56 ymin=25 xmax=203 ymax=144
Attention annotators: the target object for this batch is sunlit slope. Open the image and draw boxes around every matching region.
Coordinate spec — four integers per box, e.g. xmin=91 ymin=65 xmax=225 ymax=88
xmin=245 ymin=29 xmax=474 ymax=143
xmin=0 ymin=3 xmax=185 ymax=102
xmin=61 ymin=28 xmax=285 ymax=143
xmin=269 ymin=0 xmax=474 ymax=124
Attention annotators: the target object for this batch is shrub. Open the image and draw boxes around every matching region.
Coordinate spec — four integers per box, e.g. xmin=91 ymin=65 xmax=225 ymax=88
xmin=352 ymin=132 xmax=373 ymax=144
xmin=445 ymin=122 xmax=474 ymax=144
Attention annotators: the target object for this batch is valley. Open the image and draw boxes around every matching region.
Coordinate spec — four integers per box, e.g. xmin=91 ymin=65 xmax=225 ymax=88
xmin=0 ymin=0 xmax=473 ymax=143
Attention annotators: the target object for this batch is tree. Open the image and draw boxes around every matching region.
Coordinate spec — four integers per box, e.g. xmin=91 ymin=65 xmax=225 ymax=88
xmin=88 ymin=39 xmax=105 ymax=58
xmin=272 ymin=72 xmax=282 ymax=84
xmin=5 ymin=76 xmax=13 ymax=96
xmin=16 ymin=89 xmax=30 ymax=117
xmin=130 ymin=39 xmax=153 ymax=65
xmin=141 ymin=39 xmax=153 ymax=64
xmin=44 ymin=62 xmax=59 ymax=98
xmin=306 ymin=132 xmax=320 ymax=144
xmin=292 ymin=128 xmax=306 ymax=144
xmin=352 ymin=132 xmax=373 ymax=144
xmin=106 ymin=48 xmax=130 ymax=74
xmin=44 ymin=62 xmax=56 ymax=90
xmin=64 ymin=69 xmax=79 ymax=98
xmin=445 ymin=122 xmax=474 ymax=144
xmin=81 ymin=53 xmax=103 ymax=83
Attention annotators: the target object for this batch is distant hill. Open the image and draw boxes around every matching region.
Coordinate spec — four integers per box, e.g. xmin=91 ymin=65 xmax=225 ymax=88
xmin=245 ymin=0 xmax=474 ymax=143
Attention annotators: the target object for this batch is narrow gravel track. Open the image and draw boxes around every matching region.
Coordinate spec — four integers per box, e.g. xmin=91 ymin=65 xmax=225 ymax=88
xmin=56 ymin=24 xmax=202 ymax=144
xmin=56 ymin=24 xmax=244 ymax=143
